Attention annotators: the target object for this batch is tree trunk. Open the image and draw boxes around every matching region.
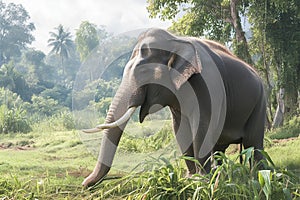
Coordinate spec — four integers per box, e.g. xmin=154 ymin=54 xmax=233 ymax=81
xmin=229 ymin=0 xmax=253 ymax=64
xmin=272 ymin=88 xmax=285 ymax=128
xmin=297 ymin=90 xmax=300 ymax=112
xmin=0 ymin=53 xmax=3 ymax=66
xmin=261 ymin=37 xmax=273 ymax=130
xmin=61 ymin=56 xmax=65 ymax=76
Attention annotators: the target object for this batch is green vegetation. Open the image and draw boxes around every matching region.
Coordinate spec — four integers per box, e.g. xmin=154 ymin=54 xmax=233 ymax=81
xmin=0 ymin=118 xmax=299 ymax=199
xmin=268 ymin=116 xmax=300 ymax=140
xmin=0 ymin=1 xmax=135 ymax=136
xmin=0 ymin=0 xmax=299 ymax=135
xmin=0 ymin=105 xmax=31 ymax=134
xmin=0 ymin=0 xmax=299 ymax=199
xmin=119 ymin=123 xmax=173 ymax=153
xmin=147 ymin=0 xmax=300 ymax=127
xmin=0 ymin=131 xmax=92 ymax=199
xmin=91 ymin=150 xmax=300 ymax=200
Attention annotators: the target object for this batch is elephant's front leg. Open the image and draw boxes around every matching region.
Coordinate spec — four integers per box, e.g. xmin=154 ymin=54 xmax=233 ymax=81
xmin=171 ymin=109 xmax=198 ymax=175
xmin=189 ymin=116 xmax=213 ymax=174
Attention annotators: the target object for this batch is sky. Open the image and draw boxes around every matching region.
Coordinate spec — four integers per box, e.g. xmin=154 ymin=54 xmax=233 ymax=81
xmin=2 ymin=0 xmax=172 ymax=53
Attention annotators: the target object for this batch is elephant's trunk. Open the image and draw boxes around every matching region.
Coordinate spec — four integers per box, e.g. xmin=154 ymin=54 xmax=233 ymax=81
xmin=82 ymin=80 xmax=141 ymax=187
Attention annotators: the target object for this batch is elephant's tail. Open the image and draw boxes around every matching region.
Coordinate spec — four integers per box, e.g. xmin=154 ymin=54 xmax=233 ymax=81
xmin=239 ymin=143 xmax=243 ymax=164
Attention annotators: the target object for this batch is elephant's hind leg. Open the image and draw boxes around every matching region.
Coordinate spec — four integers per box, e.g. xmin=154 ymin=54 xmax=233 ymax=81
xmin=243 ymin=93 xmax=266 ymax=166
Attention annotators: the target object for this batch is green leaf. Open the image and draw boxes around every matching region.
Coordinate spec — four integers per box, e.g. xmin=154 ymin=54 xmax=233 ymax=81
xmin=258 ymin=170 xmax=272 ymax=200
xmin=258 ymin=149 xmax=275 ymax=167
xmin=283 ymin=188 xmax=292 ymax=200
xmin=241 ymin=147 xmax=254 ymax=165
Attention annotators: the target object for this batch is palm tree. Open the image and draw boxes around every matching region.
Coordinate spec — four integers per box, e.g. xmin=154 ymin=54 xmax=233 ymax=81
xmin=48 ymin=24 xmax=74 ymax=76
xmin=0 ymin=61 xmax=17 ymax=91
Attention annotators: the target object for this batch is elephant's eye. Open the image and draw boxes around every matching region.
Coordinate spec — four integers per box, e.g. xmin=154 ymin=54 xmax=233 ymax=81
xmin=140 ymin=44 xmax=151 ymax=58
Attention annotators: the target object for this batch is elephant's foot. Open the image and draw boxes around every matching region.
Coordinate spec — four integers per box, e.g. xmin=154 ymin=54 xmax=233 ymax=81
xmin=82 ymin=172 xmax=104 ymax=188
xmin=185 ymin=170 xmax=204 ymax=181
xmin=82 ymin=163 xmax=110 ymax=187
xmin=185 ymin=171 xmax=194 ymax=178
xmin=185 ymin=166 xmax=203 ymax=179
xmin=82 ymin=173 xmax=100 ymax=187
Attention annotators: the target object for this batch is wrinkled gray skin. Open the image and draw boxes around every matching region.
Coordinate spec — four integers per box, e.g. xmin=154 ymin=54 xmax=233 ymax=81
xmin=82 ymin=28 xmax=266 ymax=187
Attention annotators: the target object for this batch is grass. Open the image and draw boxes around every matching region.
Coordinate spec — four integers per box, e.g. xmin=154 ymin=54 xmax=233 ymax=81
xmin=267 ymin=138 xmax=300 ymax=173
xmin=0 ymin=131 xmax=104 ymax=199
xmin=0 ymin=131 xmax=94 ymax=199
xmin=84 ymin=146 xmax=300 ymax=200
xmin=0 ymin=119 xmax=299 ymax=199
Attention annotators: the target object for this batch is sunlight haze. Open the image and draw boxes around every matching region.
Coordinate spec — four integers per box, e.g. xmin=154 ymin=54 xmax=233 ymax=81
xmin=2 ymin=0 xmax=172 ymax=53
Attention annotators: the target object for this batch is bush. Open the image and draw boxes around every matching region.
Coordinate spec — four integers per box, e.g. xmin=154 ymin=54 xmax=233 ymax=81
xmin=268 ymin=116 xmax=300 ymax=139
xmin=31 ymin=111 xmax=75 ymax=132
xmin=27 ymin=95 xmax=65 ymax=117
xmin=88 ymin=97 xmax=112 ymax=117
xmin=0 ymin=87 xmax=24 ymax=109
xmin=0 ymin=105 xmax=32 ymax=134
xmin=60 ymin=111 xmax=76 ymax=130
xmin=119 ymin=124 xmax=174 ymax=153
xmin=72 ymin=109 xmax=105 ymax=130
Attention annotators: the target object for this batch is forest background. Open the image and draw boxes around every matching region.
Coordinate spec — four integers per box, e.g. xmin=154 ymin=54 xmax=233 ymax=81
xmin=0 ymin=0 xmax=299 ymax=199
xmin=0 ymin=0 xmax=299 ymax=133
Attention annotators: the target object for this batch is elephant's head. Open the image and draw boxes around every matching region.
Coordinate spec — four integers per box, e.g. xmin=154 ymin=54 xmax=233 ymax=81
xmin=82 ymin=28 xmax=226 ymax=187
xmin=126 ymin=28 xmax=204 ymax=122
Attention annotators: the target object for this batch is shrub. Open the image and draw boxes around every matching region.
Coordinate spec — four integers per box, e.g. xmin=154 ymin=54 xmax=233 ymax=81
xmin=27 ymin=95 xmax=65 ymax=117
xmin=119 ymin=124 xmax=174 ymax=153
xmin=88 ymin=97 xmax=112 ymax=117
xmin=72 ymin=109 xmax=105 ymax=130
xmin=31 ymin=111 xmax=75 ymax=132
xmin=59 ymin=111 xmax=76 ymax=130
xmin=0 ymin=87 xmax=24 ymax=109
xmin=268 ymin=116 xmax=300 ymax=139
xmin=0 ymin=105 xmax=32 ymax=134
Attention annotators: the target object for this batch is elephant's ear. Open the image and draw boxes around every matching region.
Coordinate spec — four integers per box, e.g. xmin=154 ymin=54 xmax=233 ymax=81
xmin=193 ymin=42 xmax=227 ymax=158
xmin=168 ymin=39 xmax=202 ymax=90
xmin=169 ymin=38 xmax=227 ymax=158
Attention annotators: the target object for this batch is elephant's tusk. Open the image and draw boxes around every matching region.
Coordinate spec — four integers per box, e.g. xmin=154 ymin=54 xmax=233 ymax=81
xmin=82 ymin=107 xmax=137 ymax=133
xmin=82 ymin=127 xmax=102 ymax=133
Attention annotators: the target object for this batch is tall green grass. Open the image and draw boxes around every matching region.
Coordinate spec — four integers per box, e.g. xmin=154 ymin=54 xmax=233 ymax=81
xmin=0 ymin=173 xmax=87 ymax=199
xmin=88 ymin=148 xmax=300 ymax=200
xmin=1 ymin=150 xmax=299 ymax=200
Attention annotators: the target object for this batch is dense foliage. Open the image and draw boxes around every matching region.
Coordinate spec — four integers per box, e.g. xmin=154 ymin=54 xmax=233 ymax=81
xmin=147 ymin=0 xmax=300 ymax=126
xmin=75 ymin=21 xmax=107 ymax=61
xmin=0 ymin=1 xmax=35 ymax=65
xmin=0 ymin=0 xmax=298 ymax=133
xmin=0 ymin=1 xmax=135 ymax=133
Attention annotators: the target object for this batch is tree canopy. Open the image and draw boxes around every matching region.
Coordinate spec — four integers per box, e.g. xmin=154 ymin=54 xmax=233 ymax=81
xmin=0 ymin=1 xmax=35 ymax=65
xmin=147 ymin=0 xmax=253 ymax=63
xmin=147 ymin=0 xmax=299 ymax=125
xmin=75 ymin=21 xmax=102 ymax=61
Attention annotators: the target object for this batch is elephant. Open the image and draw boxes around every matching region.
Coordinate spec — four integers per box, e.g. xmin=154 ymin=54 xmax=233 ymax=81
xmin=82 ymin=28 xmax=266 ymax=187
